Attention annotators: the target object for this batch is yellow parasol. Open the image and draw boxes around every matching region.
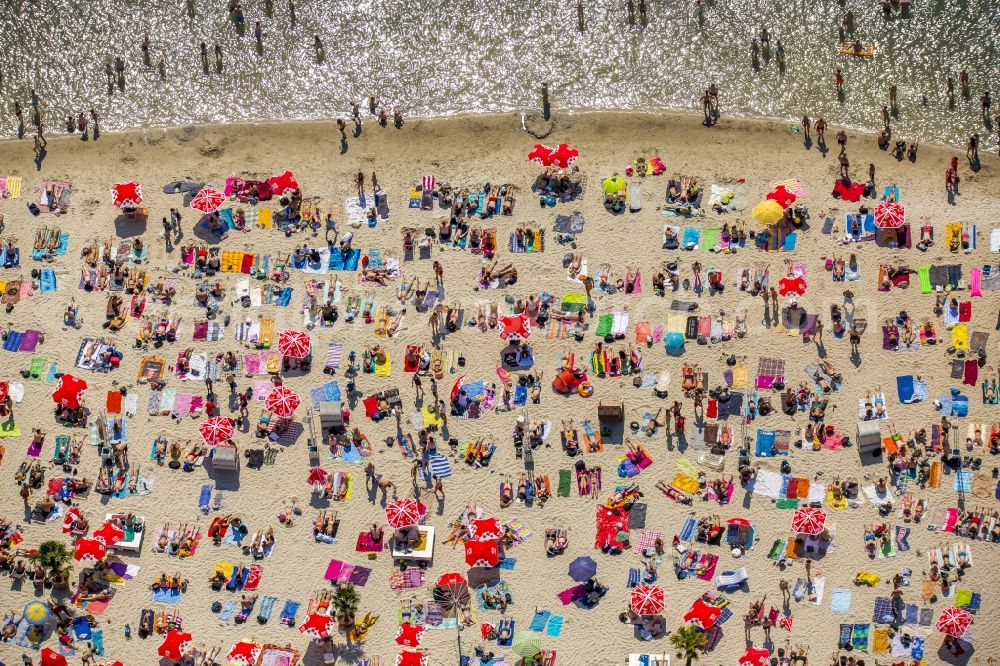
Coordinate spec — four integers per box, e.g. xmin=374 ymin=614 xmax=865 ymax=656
xmin=752 ymin=200 xmax=783 ymax=225
xmin=602 ymin=175 xmax=625 ymax=195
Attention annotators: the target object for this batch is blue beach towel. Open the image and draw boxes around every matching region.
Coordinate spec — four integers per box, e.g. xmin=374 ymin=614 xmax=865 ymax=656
xmin=72 ymin=616 xmax=93 ymax=639
xmin=219 ymin=599 xmax=237 ymax=621
xmin=683 ymin=227 xmax=700 ymax=249
xmin=546 ymin=615 xmax=564 ymax=637
xmin=529 ymin=610 xmax=551 ymax=632
xmin=90 ymin=629 xmax=105 ymax=655
xmin=198 ymin=483 xmax=212 ymax=512
xmin=280 ymin=599 xmax=300 ymax=624
xmin=39 ymin=268 xmax=57 ymax=292
xmin=830 ymin=588 xmax=851 ymax=613
xmin=328 ymin=248 xmax=361 ymax=271
xmin=151 ymin=587 xmax=182 ymax=604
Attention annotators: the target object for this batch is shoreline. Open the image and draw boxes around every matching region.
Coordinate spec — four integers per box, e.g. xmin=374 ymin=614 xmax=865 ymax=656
xmin=0 ymin=107 xmax=985 ymax=156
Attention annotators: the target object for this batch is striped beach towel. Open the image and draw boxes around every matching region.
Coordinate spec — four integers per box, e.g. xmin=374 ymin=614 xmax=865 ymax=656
xmin=426 ymin=453 xmax=452 ymax=479
xmin=506 ymin=518 xmax=531 ymax=545
xmin=325 ymin=342 xmax=343 ymax=371
xmin=422 ymin=175 xmax=436 ymax=192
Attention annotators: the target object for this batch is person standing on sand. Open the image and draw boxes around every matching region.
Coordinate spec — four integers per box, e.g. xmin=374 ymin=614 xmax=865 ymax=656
xmin=78 ymin=112 xmax=88 ymax=140
xmin=868 ymin=163 xmax=875 ymax=184
xmin=355 ymin=172 xmax=364 ymax=197
xmin=815 ymin=318 xmax=823 ymax=343
xmin=882 ymin=105 xmax=890 ymax=128
xmin=815 ymin=117 xmax=826 ymax=141
xmin=801 ymin=115 xmax=810 ymax=141
xmin=337 ymin=119 xmax=346 ymax=142
xmin=981 ymin=91 xmax=992 ymax=120
xmin=779 ymin=579 xmax=790 ymax=603
xmin=836 ymin=128 xmax=847 ymax=150
xmin=839 ymin=150 xmax=850 ymax=179
xmin=967 ymin=134 xmax=979 ymax=163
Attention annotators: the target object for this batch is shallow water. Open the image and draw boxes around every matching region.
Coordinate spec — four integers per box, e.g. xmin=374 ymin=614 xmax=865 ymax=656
xmin=1 ymin=0 xmax=998 ymax=148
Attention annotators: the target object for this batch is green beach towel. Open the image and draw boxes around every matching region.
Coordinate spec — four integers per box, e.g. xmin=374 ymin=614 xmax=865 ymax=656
xmin=775 ymin=498 xmax=800 ymax=509
xmin=701 ymin=228 xmax=721 ymax=251
xmin=917 ymin=266 xmax=931 ymax=294
xmin=28 ymin=357 xmax=46 ymax=380
xmin=954 ymin=589 xmax=973 ymax=608
xmin=557 ymin=469 xmax=571 ymax=497
xmin=595 ymin=313 xmax=613 ymax=337
xmin=0 ymin=421 xmax=21 ymax=437
xmin=561 ymin=292 xmax=586 ymax=313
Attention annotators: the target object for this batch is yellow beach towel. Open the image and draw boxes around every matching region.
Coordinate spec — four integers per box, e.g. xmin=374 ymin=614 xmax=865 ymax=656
xmin=732 ymin=365 xmax=748 ymax=389
xmin=5 ymin=176 xmax=22 ymax=199
xmin=675 ymin=457 xmax=699 ymax=479
xmin=672 ymin=474 xmax=700 ymax=495
xmin=214 ymin=561 xmax=236 ymax=579
xmin=257 ymin=208 xmax=272 ymax=229
xmin=374 ymin=353 xmax=391 ymax=377
xmin=421 ymin=406 xmax=444 ymax=429
xmin=951 ymin=323 xmax=968 ymax=351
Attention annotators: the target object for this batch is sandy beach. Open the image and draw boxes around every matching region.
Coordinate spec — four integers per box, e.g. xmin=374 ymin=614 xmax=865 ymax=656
xmin=0 ymin=110 xmax=998 ymax=666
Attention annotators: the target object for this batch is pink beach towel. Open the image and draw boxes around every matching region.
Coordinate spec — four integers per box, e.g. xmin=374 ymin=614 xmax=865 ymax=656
xmin=970 ymin=269 xmax=982 ymax=297
xmin=942 ymin=507 xmax=958 ymax=532
xmin=557 ymin=585 xmax=586 ymax=605
xmin=172 ymin=393 xmax=193 ymax=419
xmin=243 ymin=354 xmax=261 ymax=376
xmin=696 ymin=554 xmax=719 ymax=581
xmin=253 ymin=381 xmax=272 ymax=401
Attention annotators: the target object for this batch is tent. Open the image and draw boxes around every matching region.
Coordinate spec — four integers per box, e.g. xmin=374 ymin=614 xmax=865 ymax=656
xmin=664 ymin=332 xmax=685 ymax=356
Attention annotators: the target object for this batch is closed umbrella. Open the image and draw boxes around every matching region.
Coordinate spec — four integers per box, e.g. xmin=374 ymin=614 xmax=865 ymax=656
xmin=752 ymin=199 xmax=783 ymax=225
xmin=51 ymin=374 xmax=88 ymax=409
xmin=190 ymin=187 xmax=226 ymax=214
xmin=395 ymin=622 xmax=425 ymax=647
xmin=790 ymin=506 xmax=827 ymax=535
xmin=511 ymin=631 xmax=543 ymax=658
xmin=567 ymin=555 xmax=597 ymax=582
xmin=936 ymin=607 xmax=973 ymax=637
xmin=436 ymin=572 xmax=467 ymax=587
xmin=602 ymin=175 xmax=625 ymax=195
xmin=198 ymin=416 xmax=234 ymax=445
xmin=265 ymin=385 xmax=301 ymax=418
xmin=630 ymin=584 xmax=665 ymax=615
xmin=277 ymin=329 xmax=311 ymax=359
xmin=111 ymin=181 xmax=143 ymax=209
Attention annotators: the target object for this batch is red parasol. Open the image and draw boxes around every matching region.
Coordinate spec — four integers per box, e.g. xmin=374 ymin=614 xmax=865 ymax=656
xmin=277 ymin=329 xmax=312 ymax=359
xmin=396 ymin=651 xmax=428 ymax=666
xmin=52 ymin=374 xmax=88 ymax=410
xmin=265 ymin=385 xmax=301 ymax=418
xmin=267 ymin=170 xmax=299 ymax=195
xmin=226 ymin=641 xmax=261 ymax=665
xmin=0 ymin=381 xmax=8 ymax=403
xmin=298 ymin=611 xmax=335 ymax=639
xmin=630 ymin=585 xmax=665 ymax=615
xmin=726 ymin=517 xmax=752 ymax=527
xmin=199 ymin=416 xmax=235 ymax=445
xmin=40 ymin=648 xmax=68 ymax=666
xmin=92 ymin=521 xmax=125 ymax=547
xmin=936 ymin=607 xmax=973 ymax=637
xmin=832 ymin=178 xmax=865 ymax=202
xmin=307 ymin=466 xmax=329 ymax=487
xmin=874 ymin=201 xmax=905 ymax=229
xmin=436 ymin=572 xmax=467 ymax=587
xmin=450 ymin=374 xmax=467 ymax=402
xmin=499 ymin=314 xmax=530 ymax=340
xmin=73 ymin=537 xmax=107 ymax=561
xmin=464 ymin=539 xmax=499 ymax=567
xmin=385 ymin=498 xmax=423 ymax=528
xmin=111 ymin=181 xmax=143 ymax=209
xmin=157 ymin=630 xmax=193 ymax=661
xmin=683 ymin=598 xmax=722 ymax=629
xmin=527 ymin=143 xmax=554 ymax=165
xmin=190 ymin=187 xmax=226 ymax=214
xmin=765 ymin=185 xmax=796 ymax=208
xmin=790 ymin=506 xmax=827 ymax=535
xmin=740 ymin=647 xmax=771 ymax=666
xmin=395 ymin=622 xmax=425 ymax=647
xmin=470 ymin=517 xmax=503 ymax=541
xmin=95 ymin=662 xmax=125 ymax=666
xmin=548 ymin=143 xmax=580 ymax=168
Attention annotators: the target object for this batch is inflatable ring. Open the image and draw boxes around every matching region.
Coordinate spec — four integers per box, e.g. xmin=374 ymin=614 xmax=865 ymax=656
xmin=577 ymin=381 xmax=594 ymax=398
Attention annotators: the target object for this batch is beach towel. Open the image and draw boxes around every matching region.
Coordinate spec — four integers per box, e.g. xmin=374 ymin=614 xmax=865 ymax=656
xmin=830 ymin=588 xmax=851 ymax=613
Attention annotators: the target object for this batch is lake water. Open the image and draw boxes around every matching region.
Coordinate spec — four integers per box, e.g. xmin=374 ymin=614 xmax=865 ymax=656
xmin=1 ymin=0 xmax=998 ymax=148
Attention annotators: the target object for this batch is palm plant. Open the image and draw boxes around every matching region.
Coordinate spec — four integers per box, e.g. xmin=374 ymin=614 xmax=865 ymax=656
xmin=331 ymin=584 xmax=361 ymax=628
xmin=29 ymin=540 xmax=73 ymax=589
xmin=670 ymin=624 xmax=708 ymax=666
